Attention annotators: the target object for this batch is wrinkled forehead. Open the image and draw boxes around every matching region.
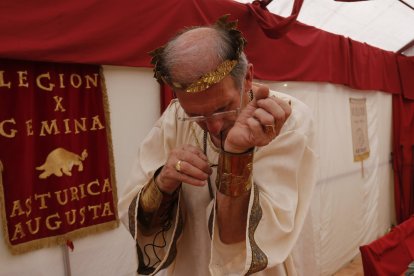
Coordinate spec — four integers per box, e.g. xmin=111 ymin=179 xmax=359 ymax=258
xmin=167 ymin=28 xmax=222 ymax=82
xmin=175 ymin=76 xmax=239 ymax=112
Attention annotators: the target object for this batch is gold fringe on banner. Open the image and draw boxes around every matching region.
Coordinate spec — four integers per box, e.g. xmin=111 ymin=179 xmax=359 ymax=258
xmin=100 ymin=65 xmax=119 ymax=220
xmin=6 ymin=220 xmax=119 ymax=255
xmin=0 ymin=160 xmax=10 ymax=252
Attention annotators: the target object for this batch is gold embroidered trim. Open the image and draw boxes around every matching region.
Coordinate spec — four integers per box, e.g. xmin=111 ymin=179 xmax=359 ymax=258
xmin=100 ymin=65 xmax=119 ymax=218
xmin=128 ymin=194 xmax=139 ymax=238
xmin=159 ymin=204 xmax=184 ymax=271
xmin=140 ymin=178 xmax=162 ymax=213
xmin=137 ymin=171 xmax=180 ymax=236
xmin=136 ymin=193 xmax=183 ymax=275
xmin=246 ymin=184 xmax=268 ymax=275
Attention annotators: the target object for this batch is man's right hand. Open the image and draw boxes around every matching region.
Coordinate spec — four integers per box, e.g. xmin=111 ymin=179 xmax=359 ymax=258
xmin=155 ymin=144 xmax=212 ymax=194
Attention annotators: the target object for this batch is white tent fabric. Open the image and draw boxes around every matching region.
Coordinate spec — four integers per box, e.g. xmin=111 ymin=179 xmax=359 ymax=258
xmin=236 ymin=0 xmax=414 ymax=53
xmin=267 ymin=81 xmax=394 ymax=275
xmin=0 ymin=66 xmax=394 ymax=275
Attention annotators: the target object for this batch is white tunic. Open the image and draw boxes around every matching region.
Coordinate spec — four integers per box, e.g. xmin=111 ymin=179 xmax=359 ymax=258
xmin=119 ymin=90 xmax=317 ymax=275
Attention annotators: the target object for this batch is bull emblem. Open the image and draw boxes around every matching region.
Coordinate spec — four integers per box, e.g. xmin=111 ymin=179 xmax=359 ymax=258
xmin=36 ymin=148 xmax=88 ymax=179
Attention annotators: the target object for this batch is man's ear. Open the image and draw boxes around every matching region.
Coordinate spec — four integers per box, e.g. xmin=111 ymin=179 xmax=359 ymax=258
xmin=244 ymin=63 xmax=253 ymax=91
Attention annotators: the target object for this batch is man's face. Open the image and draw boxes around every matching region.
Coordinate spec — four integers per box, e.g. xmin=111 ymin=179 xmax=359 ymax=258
xmin=176 ymin=76 xmax=244 ymax=147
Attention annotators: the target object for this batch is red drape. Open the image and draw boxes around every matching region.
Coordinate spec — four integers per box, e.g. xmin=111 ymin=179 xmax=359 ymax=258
xmin=393 ymin=56 xmax=414 ymax=223
xmin=0 ymin=0 xmax=413 ymax=222
xmin=0 ymin=0 xmax=404 ymax=94
xmin=360 ymin=215 xmax=414 ymax=275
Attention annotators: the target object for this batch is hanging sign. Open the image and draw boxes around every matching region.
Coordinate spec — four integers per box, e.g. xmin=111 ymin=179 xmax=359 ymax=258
xmin=349 ymin=97 xmax=370 ymax=177
xmin=349 ymin=98 xmax=370 ymax=161
xmin=0 ymin=59 xmax=118 ymax=254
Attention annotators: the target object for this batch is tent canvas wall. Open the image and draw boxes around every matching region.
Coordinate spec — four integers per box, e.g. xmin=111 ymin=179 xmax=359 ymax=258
xmin=0 ymin=0 xmax=412 ymax=275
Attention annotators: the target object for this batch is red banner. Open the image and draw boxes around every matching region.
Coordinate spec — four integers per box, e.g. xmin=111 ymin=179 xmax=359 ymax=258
xmin=0 ymin=59 xmax=118 ymax=254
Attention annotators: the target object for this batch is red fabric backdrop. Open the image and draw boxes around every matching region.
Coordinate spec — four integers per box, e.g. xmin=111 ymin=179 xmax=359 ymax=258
xmin=0 ymin=0 xmax=413 ymax=222
xmin=0 ymin=0 xmax=404 ymax=94
xmin=360 ymin=215 xmax=414 ymax=275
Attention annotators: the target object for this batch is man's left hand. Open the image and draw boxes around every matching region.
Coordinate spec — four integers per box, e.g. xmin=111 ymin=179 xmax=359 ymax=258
xmin=224 ymin=85 xmax=292 ymax=153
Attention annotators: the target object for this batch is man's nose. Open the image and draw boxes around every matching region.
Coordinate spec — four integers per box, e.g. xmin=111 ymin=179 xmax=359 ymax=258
xmin=205 ymin=119 xmax=224 ymax=135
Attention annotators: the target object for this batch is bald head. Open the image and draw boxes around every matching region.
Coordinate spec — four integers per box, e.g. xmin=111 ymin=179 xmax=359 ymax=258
xmin=164 ymin=27 xmax=225 ymax=86
xmin=161 ymin=25 xmax=248 ymax=90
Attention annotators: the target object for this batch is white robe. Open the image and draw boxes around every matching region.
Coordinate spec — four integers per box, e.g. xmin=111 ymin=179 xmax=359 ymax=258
xmin=119 ymin=90 xmax=317 ymax=275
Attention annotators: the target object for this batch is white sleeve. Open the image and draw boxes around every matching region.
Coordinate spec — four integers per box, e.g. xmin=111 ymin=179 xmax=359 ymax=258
xmin=118 ymin=100 xmax=187 ymax=275
xmin=209 ymin=94 xmax=317 ymax=275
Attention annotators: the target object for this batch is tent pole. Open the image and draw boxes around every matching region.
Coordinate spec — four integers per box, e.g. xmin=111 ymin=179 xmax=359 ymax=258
xmin=62 ymin=245 xmax=72 ymax=276
xmin=398 ymin=0 xmax=414 ymax=11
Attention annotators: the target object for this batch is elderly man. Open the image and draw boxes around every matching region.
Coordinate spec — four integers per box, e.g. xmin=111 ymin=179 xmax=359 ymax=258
xmin=119 ymin=16 xmax=317 ymax=276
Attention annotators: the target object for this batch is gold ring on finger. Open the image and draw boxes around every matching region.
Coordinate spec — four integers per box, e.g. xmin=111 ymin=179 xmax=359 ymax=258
xmin=175 ymin=160 xmax=182 ymax=172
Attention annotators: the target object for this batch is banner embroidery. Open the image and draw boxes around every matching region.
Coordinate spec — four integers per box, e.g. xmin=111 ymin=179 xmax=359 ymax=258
xmin=0 ymin=59 xmax=118 ymax=254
